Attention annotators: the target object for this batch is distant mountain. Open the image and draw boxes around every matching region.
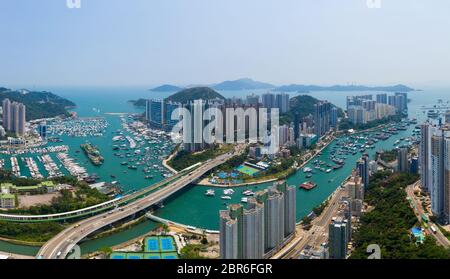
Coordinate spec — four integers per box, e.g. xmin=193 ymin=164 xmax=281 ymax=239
xmin=280 ymin=95 xmax=344 ymax=124
xmin=0 ymin=88 xmax=75 ymax=121
xmin=274 ymin=84 xmax=415 ymax=93
xmin=165 ymin=87 xmax=225 ymax=104
xmin=212 ymin=78 xmax=275 ymax=91
xmin=150 ymin=84 xmax=183 ymax=92
xmin=128 ymin=99 xmax=146 ymax=107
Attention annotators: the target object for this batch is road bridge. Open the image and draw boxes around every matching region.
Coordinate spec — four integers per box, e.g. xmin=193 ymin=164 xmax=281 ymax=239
xmin=37 ymin=151 xmax=236 ymax=259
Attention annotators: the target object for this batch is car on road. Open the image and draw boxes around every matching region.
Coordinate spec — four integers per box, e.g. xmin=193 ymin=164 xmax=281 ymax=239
xmin=431 ymin=226 xmax=437 ymax=233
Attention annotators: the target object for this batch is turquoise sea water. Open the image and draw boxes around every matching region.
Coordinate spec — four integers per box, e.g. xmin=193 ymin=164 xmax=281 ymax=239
xmin=0 ymin=86 xmax=448 ymax=256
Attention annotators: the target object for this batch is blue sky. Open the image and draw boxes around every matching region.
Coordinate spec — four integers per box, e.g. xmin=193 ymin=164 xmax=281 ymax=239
xmin=0 ymin=0 xmax=449 ymax=88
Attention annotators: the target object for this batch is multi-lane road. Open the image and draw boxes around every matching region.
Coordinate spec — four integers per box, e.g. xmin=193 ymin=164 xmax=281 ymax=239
xmin=37 ymin=151 xmax=237 ymax=259
xmin=406 ymin=181 xmax=450 ymax=248
xmin=279 ymin=183 xmax=349 ymax=259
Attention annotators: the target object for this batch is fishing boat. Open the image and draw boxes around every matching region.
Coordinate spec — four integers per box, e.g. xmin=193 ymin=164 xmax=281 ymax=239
xmin=242 ymin=190 xmax=255 ymax=196
xmin=300 ymin=181 xmax=317 ymax=190
xmin=303 ymin=167 xmax=313 ymax=173
xmin=223 ymin=189 xmax=235 ymax=195
xmin=205 ymin=189 xmax=215 ymax=196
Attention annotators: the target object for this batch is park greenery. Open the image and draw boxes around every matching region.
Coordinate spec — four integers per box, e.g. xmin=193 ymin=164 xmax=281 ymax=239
xmin=179 ymin=244 xmax=208 ymax=259
xmin=168 ymin=144 xmax=233 ymax=171
xmin=280 ymin=95 xmax=344 ymax=125
xmin=8 ymin=182 xmax=109 ymax=215
xmin=0 ymin=172 xmax=111 ymax=242
xmin=0 ymin=221 xmax=64 ymax=243
xmin=211 ymin=144 xmax=307 ymax=184
xmin=379 ymin=149 xmax=398 ymax=163
xmin=350 ymin=171 xmax=450 ymax=259
xmin=0 ymin=170 xmax=109 ymax=215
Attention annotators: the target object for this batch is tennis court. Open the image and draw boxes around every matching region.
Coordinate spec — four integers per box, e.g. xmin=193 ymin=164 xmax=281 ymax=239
xmin=145 ymin=236 xmax=160 ymax=253
xmin=144 ymin=253 xmax=161 ymax=260
xmin=162 ymin=253 xmax=178 ymax=259
xmin=126 ymin=253 xmax=144 ymax=260
xmin=110 ymin=236 xmax=179 ymax=260
xmin=236 ymin=165 xmax=260 ymax=176
xmin=159 ymin=236 xmax=176 ymax=253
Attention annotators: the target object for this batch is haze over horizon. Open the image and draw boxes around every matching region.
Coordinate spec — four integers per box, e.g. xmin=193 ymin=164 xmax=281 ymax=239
xmin=1 ymin=0 xmax=450 ymax=88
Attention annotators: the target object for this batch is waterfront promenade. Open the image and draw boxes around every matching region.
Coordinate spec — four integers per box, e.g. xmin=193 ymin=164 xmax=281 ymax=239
xmin=197 ymin=134 xmax=336 ymax=188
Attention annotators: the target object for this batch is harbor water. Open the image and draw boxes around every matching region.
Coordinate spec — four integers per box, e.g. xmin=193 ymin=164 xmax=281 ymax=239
xmin=0 ymin=86 xmax=447 ymax=256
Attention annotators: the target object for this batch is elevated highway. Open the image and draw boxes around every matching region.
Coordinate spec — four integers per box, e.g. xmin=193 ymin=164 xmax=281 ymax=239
xmin=37 ymin=151 xmax=236 ymax=259
xmin=0 ymin=165 xmax=193 ymax=223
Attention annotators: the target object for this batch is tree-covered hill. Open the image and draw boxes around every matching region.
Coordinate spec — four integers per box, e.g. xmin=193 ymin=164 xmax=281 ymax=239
xmin=0 ymin=88 xmax=75 ymax=120
xmin=280 ymin=94 xmax=344 ymax=124
xmin=165 ymin=87 xmax=225 ymax=104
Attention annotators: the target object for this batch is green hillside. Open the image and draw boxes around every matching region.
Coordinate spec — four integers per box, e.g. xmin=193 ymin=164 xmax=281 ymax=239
xmin=0 ymin=88 xmax=75 ymax=121
xmin=165 ymin=87 xmax=225 ymax=104
xmin=280 ymin=95 xmax=343 ymax=124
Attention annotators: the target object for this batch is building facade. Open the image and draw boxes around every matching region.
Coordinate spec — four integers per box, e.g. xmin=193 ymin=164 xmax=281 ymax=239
xmin=219 ymin=181 xmax=296 ymax=259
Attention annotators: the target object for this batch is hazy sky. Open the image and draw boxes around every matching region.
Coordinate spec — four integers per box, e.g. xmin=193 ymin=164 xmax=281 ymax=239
xmin=1 ymin=0 xmax=450 ymax=88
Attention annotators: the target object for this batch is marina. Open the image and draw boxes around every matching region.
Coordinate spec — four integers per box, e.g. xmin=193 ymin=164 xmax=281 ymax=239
xmin=56 ymin=152 xmax=88 ymax=180
xmin=0 ymin=87 xmax=441 ymax=256
xmin=23 ymin=157 xmax=44 ymax=180
xmin=39 ymin=154 xmax=63 ymax=178
xmin=47 ymin=117 xmax=108 ymax=137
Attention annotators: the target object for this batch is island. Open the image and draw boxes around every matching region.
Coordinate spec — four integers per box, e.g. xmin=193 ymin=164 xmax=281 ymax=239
xmin=212 ymin=78 xmax=275 ymax=91
xmin=150 ymin=84 xmax=183 ymax=92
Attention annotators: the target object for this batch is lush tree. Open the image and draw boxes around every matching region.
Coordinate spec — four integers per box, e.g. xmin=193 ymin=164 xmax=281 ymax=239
xmin=350 ymin=172 xmax=450 ymax=259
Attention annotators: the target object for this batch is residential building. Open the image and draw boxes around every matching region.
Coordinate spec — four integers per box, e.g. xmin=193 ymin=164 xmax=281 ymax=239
xmin=314 ymin=101 xmax=331 ymax=137
xmin=261 ymin=93 xmax=276 ymax=109
xmin=397 ymin=147 xmax=409 ymax=173
xmin=356 ymin=154 xmax=370 ymax=189
xmin=330 ymin=107 xmax=338 ymax=129
xmin=328 ymin=216 xmax=350 ymax=259
xmin=430 ymin=132 xmax=445 ymax=221
xmin=420 ymin=122 xmax=432 ymax=191
xmin=219 ymin=181 xmax=296 ymax=259
xmin=297 ymin=133 xmax=318 ymax=149
xmin=246 ymin=94 xmax=260 ymax=106
xmin=410 ymin=157 xmax=419 ymax=174
xmin=2 ymin=99 xmax=26 ymax=136
xmin=2 ymin=98 xmax=11 ymax=131
xmin=38 ymin=121 xmax=47 ymax=140
xmin=376 ymin=93 xmax=387 ymax=104
xmin=275 ymin=93 xmax=290 ymax=113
